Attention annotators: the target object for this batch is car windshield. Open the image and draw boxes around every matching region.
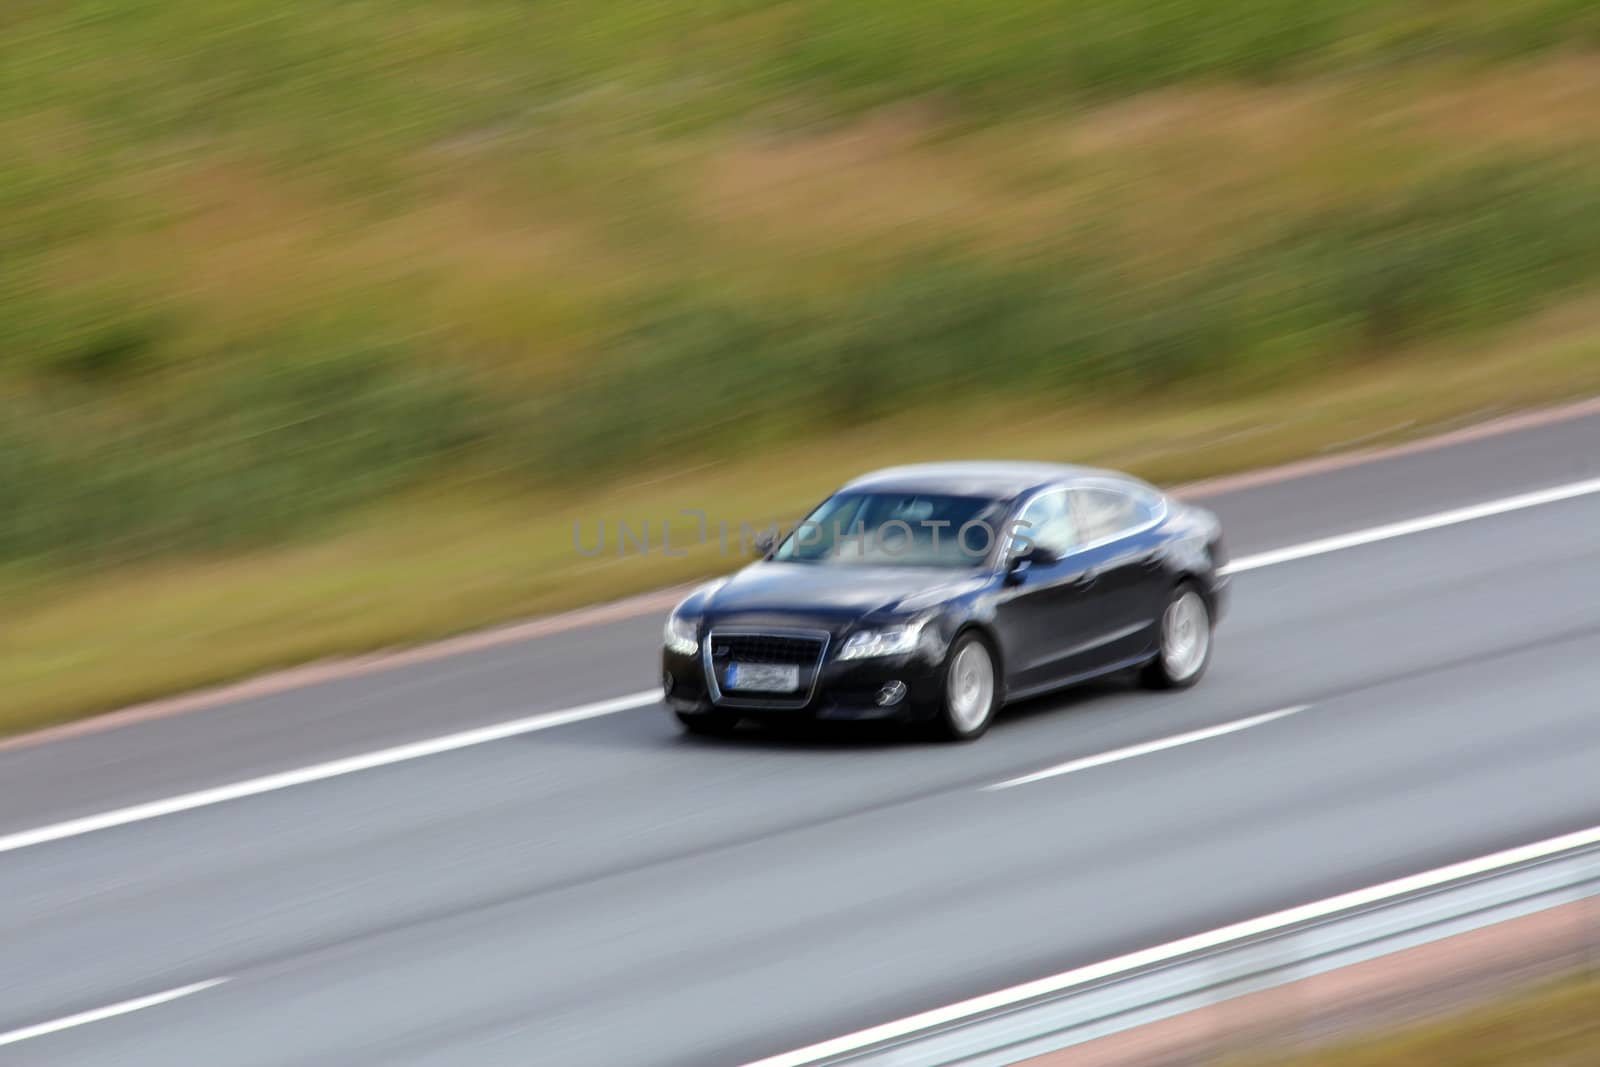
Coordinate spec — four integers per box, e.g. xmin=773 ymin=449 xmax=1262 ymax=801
xmin=772 ymin=492 xmax=1009 ymax=568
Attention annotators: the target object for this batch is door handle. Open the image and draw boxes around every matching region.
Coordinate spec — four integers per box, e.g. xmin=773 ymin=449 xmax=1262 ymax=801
xmin=1071 ymin=568 xmax=1099 ymax=589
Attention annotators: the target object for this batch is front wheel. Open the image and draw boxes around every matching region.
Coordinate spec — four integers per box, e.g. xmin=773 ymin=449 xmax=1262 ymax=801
xmin=935 ymin=632 xmax=1000 ymax=742
xmin=1141 ymin=583 xmax=1213 ymax=690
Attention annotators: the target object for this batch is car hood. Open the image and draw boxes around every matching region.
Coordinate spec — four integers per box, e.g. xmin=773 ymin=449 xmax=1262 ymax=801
xmin=702 ymin=562 xmax=985 ymax=626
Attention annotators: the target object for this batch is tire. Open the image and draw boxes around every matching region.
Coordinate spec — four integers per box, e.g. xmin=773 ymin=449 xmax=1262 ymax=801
xmin=934 ymin=632 xmax=1001 ymax=742
xmin=1141 ymin=582 xmax=1213 ymax=690
xmin=675 ymin=709 xmax=742 ymax=737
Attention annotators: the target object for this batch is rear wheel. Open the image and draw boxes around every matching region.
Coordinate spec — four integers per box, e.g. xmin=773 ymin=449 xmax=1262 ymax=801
xmin=1141 ymin=583 xmax=1212 ymax=690
xmin=675 ymin=709 xmax=742 ymax=737
xmin=935 ymin=633 xmax=1000 ymax=741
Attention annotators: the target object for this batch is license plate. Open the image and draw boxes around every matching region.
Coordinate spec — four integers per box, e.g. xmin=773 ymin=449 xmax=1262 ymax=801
xmin=725 ymin=662 xmax=800 ymax=692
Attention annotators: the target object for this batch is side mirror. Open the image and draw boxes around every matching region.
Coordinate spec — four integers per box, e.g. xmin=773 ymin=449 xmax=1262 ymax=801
xmin=752 ymin=529 xmax=779 ymax=559
xmin=1017 ymin=543 xmax=1056 ymax=566
xmin=1004 ymin=544 xmax=1057 ymax=584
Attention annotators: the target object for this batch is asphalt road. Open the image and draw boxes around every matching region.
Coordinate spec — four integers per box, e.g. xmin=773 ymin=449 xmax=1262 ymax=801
xmin=2 ymin=408 xmax=1599 ymax=1066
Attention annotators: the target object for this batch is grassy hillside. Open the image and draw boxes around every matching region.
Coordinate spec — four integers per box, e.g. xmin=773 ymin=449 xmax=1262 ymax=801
xmin=4 ymin=2 xmax=1600 ymax=729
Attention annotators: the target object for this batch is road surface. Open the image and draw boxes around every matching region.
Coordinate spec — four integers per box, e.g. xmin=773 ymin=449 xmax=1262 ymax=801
xmin=1 ymin=407 xmax=1598 ymax=1066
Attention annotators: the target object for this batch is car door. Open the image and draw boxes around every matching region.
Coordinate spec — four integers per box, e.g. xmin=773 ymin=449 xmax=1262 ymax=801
xmin=1066 ymin=484 xmax=1169 ymax=662
xmin=991 ymin=489 xmax=1116 ymax=695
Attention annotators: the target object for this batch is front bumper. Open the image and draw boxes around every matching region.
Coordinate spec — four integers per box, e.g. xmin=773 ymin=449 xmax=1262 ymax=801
xmin=1206 ymin=569 xmax=1231 ymax=623
xmin=662 ymin=645 xmax=945 ymax=723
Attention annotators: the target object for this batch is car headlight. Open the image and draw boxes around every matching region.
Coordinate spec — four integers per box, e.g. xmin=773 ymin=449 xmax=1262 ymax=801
xmin=837 ymin=619 xmax=931 ymax=660
xmin=663 ymin=612 xmax=699 ymax=656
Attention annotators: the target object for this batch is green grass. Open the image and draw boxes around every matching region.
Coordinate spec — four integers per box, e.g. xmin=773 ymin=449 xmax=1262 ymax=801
xmin=4 ymin=2 xmax=1600 ymax=729
xmin=8 ymin=156 xmax=1600 ymax=562
xmin=765 ymin=0 xmax=1600 ymax=107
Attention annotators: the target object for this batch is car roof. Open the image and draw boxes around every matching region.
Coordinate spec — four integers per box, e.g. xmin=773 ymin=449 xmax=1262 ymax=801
xmin=840 ymin=461 xmax=1128 ymax=500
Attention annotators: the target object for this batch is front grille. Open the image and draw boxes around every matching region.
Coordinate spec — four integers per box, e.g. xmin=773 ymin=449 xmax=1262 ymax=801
xmin=705 ymin=628 xmax=830 ymax=708
xmin=712 ymin=634 xmax=825 ymax=665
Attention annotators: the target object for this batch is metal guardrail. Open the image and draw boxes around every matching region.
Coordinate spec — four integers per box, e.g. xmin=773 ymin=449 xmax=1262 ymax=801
xmin=744 ymin=825 xmax=1600 ymax=1067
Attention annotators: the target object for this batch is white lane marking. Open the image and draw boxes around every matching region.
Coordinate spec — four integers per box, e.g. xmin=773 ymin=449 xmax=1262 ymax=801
xmin=0 ymin=979 xmax=228 ymax=1049
xmin=984 ymin=706 xmax=1307 ymax=791
xmin=1222 ymin=474 xmax=1600 ymax=574
xmin=5 ymin=475 xmax=1599 ymax=856
xmin=736 ymin=822 xmax=1600 ymax=1067
xmin=0 ymin=691 xmax=659 ymax=855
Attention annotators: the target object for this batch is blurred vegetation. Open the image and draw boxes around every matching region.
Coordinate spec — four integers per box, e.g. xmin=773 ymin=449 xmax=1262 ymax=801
xmin=4 ymin=2 xmax=1600 ymax=721
xmin=534 ymin=159 xmax=1600 ymax=477
xmin=1226 ymin=971 xmax=1600 ymax=1066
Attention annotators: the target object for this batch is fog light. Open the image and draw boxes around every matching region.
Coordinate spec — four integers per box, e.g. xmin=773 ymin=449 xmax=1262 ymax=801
xmin=875 ymin=681 xmax=907 ymax=707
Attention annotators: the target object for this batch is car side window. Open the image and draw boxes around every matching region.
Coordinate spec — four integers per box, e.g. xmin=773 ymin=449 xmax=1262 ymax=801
xmin=1071 ymin=487 xmax=1155 ymax=543
xmin=1011 ymin=491 xmax=1078 ymax=557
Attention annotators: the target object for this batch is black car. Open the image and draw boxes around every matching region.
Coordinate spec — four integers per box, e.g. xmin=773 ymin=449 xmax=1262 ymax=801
xmin=661 ymin=462 xmax=1228 ymax=741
